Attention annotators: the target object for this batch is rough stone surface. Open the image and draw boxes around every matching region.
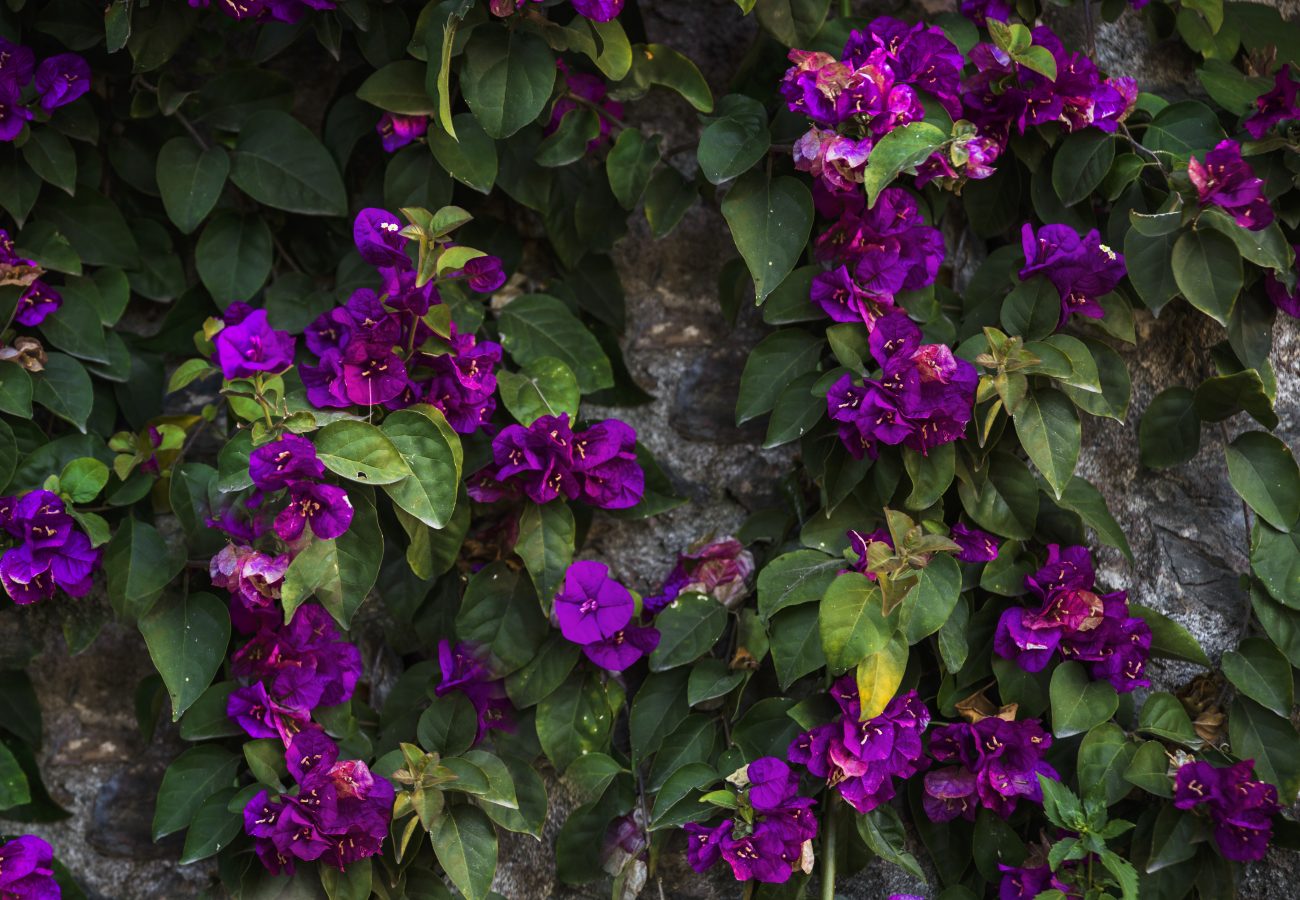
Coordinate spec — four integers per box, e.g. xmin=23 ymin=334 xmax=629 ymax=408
xmin=3 ymin=0 xmax=1299 ymax=898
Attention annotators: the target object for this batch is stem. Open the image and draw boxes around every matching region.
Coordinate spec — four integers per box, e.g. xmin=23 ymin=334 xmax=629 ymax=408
xmin=742 ymin=881 xmax=756 ymax=900
xmin=820 ymin=794 xmax=837 ymax=900
xmin=568 ymin=92 xmax=629 ymax=132
xmin=840 ymin=0 xmax=851 ymax=18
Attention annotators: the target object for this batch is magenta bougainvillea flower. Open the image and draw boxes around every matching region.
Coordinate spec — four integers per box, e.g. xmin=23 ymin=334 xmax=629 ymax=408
xmin=0 ymin=39 xmax=90 ymax=142
xmin=1189 ymin=140 xmax=1274 ymax=231
xmin=353 ymin=207 xmax=410 ymax=268
xmin=467 ymin=413 xmax=644 ymax=509
xmin=683 ymin=757 xmax=818 ymax=884
xmin=922 ymin=716 xmax=1058 ymax=821
xmin=788 ymin=676 xmax=930 ymax=813
xmin=435 ymin=640 xmax=514 ymax=743
xmin=950 ymin=522 xmax=1000 ymax=563
xmin=0 ymin=835 xmax=60 ymax=899
xmin=999 ymin=862 xmax=1078 ymax=899
xmin=959 ymin=0 xmax=1012 ymax=25
xmin=1244 ymin=65 xmax=1300 ymax=140
xmin=1265 ymin=247 xmax=1300 ymax=317
xmin=273 ymin=481 xmax=354 ymax=542
xmin=249 ymin=434 xmax=325 ymax=491
xmin=0 ymin=490 xmax=100 ymax=604
xmin=33 ymin=53 xmax=90 ymax=111
xmin=643 ymin=536 xmax=755 ymax=614
xmin=826 ymin=313 xmax=978 ymax=459
xmin=552 ymin=561 xmax=660 ymax=670
xmin=210 ymin=544 xmax=291 ymax=633
xmin=993 ymin=544 xmax=1151 ymax=693
xmin=548 ymin=61 xmax=625 ymax=152
xmin=1174 ymin=759 xmax=1279 ymax=861
xmin=212 ymin=309 xmax=297 ymax=380
xmin=189 ymin=0 xmax=335 ymax=24
xmin=1019 ymin=223 xmax=1126 ymax=326
xmin=244 ymin=729 xmax=393 ymax=875
xmin=377 ymin=113 xmax=428 ymax=153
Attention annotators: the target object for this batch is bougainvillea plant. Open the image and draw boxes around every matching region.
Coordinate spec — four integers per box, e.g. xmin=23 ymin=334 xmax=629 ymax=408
xmin=0 ymin=0 xmax=1297 ymax=897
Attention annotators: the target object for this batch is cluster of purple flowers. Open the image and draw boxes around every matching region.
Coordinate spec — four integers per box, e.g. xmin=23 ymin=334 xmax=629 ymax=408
xmin=213 ymin=305 xmax=297 ymax=380
xmin=998 ymin=861 xmax=1079 ymax=900
xmin=188 ymin=0 xmax=332 ymax=23
xmin=0 ymin=39 xmax=89 ymax=141
xmin=922 ymin=716 xmax=1058 ymax=821
xmin=781 ymin=18 xmax=994 ymax=195
xmin=548 ymin=61 xmax=624 ymax=152
xmin=300 ymin=209 xmax=505 ymax=432
xmin=826 ymin=313 xmax=977 ymax=460
xmin=993 ymin=544 xmax=1151 ymax=693
xmin=249 ymin=434 xmax=354 ymax=543
xmin=962 ymin=26 xmax=1136 ymax=143
xmin=227 ymin=603 xmax=363 ymax=744
xmin=0 ymin=490 xmax=100 ymax=605
xmin=787 ymin=676 xmax=929 ymax=813
xmin=489 ymin=0 xmax=622 ymax=23
xmin=809 ymin=188 xmax=944 ymax=328
xmin=377 ymin=113 xmax=427 ymax=153
xmin=643 ymin=536 xmax=754 ymax=615
xmin=434 ymin=640 xmax=513 ymax=743
xmin=683 ymin=758 xmax=818 ymax=884
xmin=0 ymin=229 xmax=62 ymax=327
xmin=1189 ymin=140 xmax=1273 ymax=231
xmin=1019 ymin=222 xmax=1126 ymax=327
xmin=1174 ymin=759 xmax=1279 ymax=862
xmin=553 ymin=561 xmax=659 ymax=671
xmin=0 ymin=835 xmax=59 ymax=899
xmin=210 ymin=543 xmax=290 ymax=632
xmin=1265 ymin=245 xmax=1300 ymax=318
xmin=1244 ymin=64 xmax=1300 ymax=140
xmin=244 ymin=729 xmax=393 ymax=875
xmin=467 ymin=414 xmax=644 ymax=509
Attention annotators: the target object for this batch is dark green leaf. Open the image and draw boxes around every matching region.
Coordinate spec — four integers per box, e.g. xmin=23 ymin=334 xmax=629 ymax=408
xmin=229 ymin=110 xmax=348 ymax=216
xmin=156 ymin=139 xmax=229 ymax=234
xmin=721 ymin=171 xmax=813 ymax=303
xmin=649 ymin=593 xmax=727 ymax=671
xmin=1225 ymin=431 xmax=1300 ymax=532
xmin=139 ymin=592 xmax=229 ymax=721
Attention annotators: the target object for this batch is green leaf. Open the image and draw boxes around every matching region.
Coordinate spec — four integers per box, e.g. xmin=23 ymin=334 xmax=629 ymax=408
xmin=957 ymin=452 xmax=1038 ymax=540
xmin=152 ymin=745 xmax=241 ymax=840
xmin=1078 ymin=723 xmax=1137 ymax=806
xmin=648 ymin=762 xmax=715 ymax=830
xmin=606 ymin=128 xmax=659 ymax=209
xmin=516 ymin=500 xmax=575 ymax=602
xmin=229 ymin=110 xmax=348 ymax=216
xmin=1225 ymin=431 xmax=1300 ymax=532
xmin=38 ymin=281 xmax=108 ymax=364
xmin=1013 ymin=388 xmax=1080 ymax=498
xmin=33 ymin=353 xmax=92 ymax=432
xmin=456 ymin=562 xmax=546 ymax=675
xmin=139 ymin=592 xmax=230 ymax=722
xmin=431 ymin=806 xmax=497 ymax=900
xmin=22 ymin=127 xmax=77 ymax=195
xmin=1052 ymin=130 xmax=1115 ymax=207
xmin=460 ymin=27 xmax=556 ymax=139
xmin=178 ymin=787 xmax=241 ymax=865
xmin=481 ymin=754 xmax=548 ymax=837
xmin=735 ymin=328 xmax=822 ymax=424
xmin=1139 ymin=387 xmax=1201 ymax=469
xmin=563 ymin=752 xmax=624 ymax=805
xmin=178 ymin=682 xmax=242 ymax=741
xmin=0 ymin=363 xmax=32 ymax=418
xmin=687 ymin=658 xmax=745 ymax=706
xmin=1054 ymin=476 xmax=1133 ymax=562
xmin=497 ymin=294 xmax=614 ymax=393
xmin=903 ymin=442 xmax=955 ymax=510
xmin=1222 ymin=637 xmax=1293 ymax=717
xmin=195 ymin=211 xmax=272 ymax=305
xmin=820 ymin=573 xmax=890 ymax=673
xmin=721 ymin=170 xmax=813 ymax=303
xmin=1250 ymin=584 xmax=1300 ymax=667
xmin=357 ymin=60 xmax=436 ymax=115
xmin=156 ymin=138 xmax=229 ymax=234
xmin=36 ymin=189 xmax=139 ymax=268
xmin=1229 ymin=695 xmax=1300 ymax=797
xmin=104 ymin=517 xmax=183 ymax=622
xmin=1172 ymin=228 xmax=1242 ymax=325
xmin=863 ymin=122 xmax=948 ymax=208
xmin=642 ymin=165 xmax=697 ymax=239
xmin=634 ymin=43 xmax=712 ymax=112
xmin=900 ymin=553 xmax=961 ymax=644
xmin=417 ymin=691 xmax=479 ymax=757
xmin=537 ymin=670 xmax=613 ymax=770
xmin=629 ymin=668 xmax=689 ymax=761
xmin=536 ymin=109 xmax=600 ymax=169
xmin=753 ymin=0 xmax=830 ymax=44
xmin=0 ymin=742 xmax=29 ymax=811
xmin=764 ymin=371 xmax=822 ymax=448
xmin=856 ymin=805 xmax=926 ymax=880
xmin=855 ymin=634 xmax=908 ymax=719
xmin=428 ymin=113 xmax=498 ymax=194
xmin=769 ymin=603 xmax=826 ymax=689
xmin=1001 ymin=277 xmax=1061 ymax=342
xmin=1124 ymin=740 xmax=1173 ymax=797
xmin=649 ymin=593 xmax=727 ymax=671
xmin=1050 ymin=660 xmax=1119 ymax=738
xmin=1251 ymin=522 xmax=1300 ymax=609
xmin=504 ymin=634 xmax=580 ymax=709
xmin=1194 ymin=368 xmax=1277 ymax=429
xmin=1144 ymin=100 xmax=1226 ymax=156
xmin=321 ymin=859 xmax=373 ymax=900
xmin=496 ymin=357 xmax=580 ymax=425
xmin=0 ymin=671 xmax=41 ymax=748
xmin=697 ymin=95 xmax=770 ymax=185
xmin=1130 ymin=604 xmax=1211 ymax=666
xmin=381 ymin=405 xmax=462 ymax=528
xmin=314 ymin=420 xmax=413 ymax=485
xmin=756 ymin=549 xmax=838 ymax=621
xmin=1137 ymin=692 xmax=1199 ymax=745
xmin=1124 ymin=228 xmax=1180 ymax=313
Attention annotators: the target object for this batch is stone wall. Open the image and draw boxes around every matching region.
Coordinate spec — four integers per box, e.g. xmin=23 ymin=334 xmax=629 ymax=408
xmin=3 ymin=0 xmax=1298 ymax=897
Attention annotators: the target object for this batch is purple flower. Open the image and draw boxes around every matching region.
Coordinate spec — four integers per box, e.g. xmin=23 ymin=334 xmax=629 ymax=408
xmin=377 ymin=113 xmax=427 ymax=153
xmin=570 ymin=0 xmax=622 ymax=22
xmin=842 ymin=18 xmax=964 ymax=118
xmin=553 ymin=560 xmax=633 ymax=645
xmin=812 ymin=189 xmax=943 ymax=306
xmin=1265 ymin=247 xmax=1300 ymax=317
xmin=1189 ymin=140 xmax=1274 ymax=231
xmin=249 ymin=434 xmax=325 ymax=491
xmin=14 ymin=280 xmax=61 ymax=328
xmin=951 ymin=523 xmax=1000 ymax=563
xmin=0 ymin=835 xmax=59 ymax=899
xmin=581 ymin=624 xmax=660 ymax=671
xmin=923 ymin=717 xmax=1058 ymax=821
xmin=810 ymin=265 xmax=896 ymax=328
xmin=340 ymin=341 xmax=409 ymax=406
xmin=994 ymin=544 xmax=1151 ymax=692
xmin=0 ymin=490 xmax=100 ymax=604
xmin=1174 ymin=759 xmax=1279 ymax=862
xmin=1020 ymin=223 xmax=1125 ymax=326
xmin=683 ymin=821 xmax=729 ymax=873
xmin=227 ymin=681 xmax=310 ymax=743
xmin=999 ymin=862 xmax=1076 ymax=899
xmin=960 ymin=0 xmax=1011 ymax=25
xmin=210 ymin=544 xmax=290 ymax=633
xmin=273 ymin=482 xmax=354 ymax=542
xmin=353 ymin=208 xmax=411 ymax=269
xmin=422 ymin=329 xmax=501 ymax=434
xmin=34 ymin=53 xmax=90 ymax=111
xmin=213 ymin=309 xmax=296 ymax=380
xmin=0 ymin=84 xmax=33 ymax=143
xmin=644 ymin=537 xmax=755 ymax=615
xmin=435 ymin=640 xmax=514 ymax=743
xmin=0 ymin=39 xmax=35 ymax=93
xmin=1245 ymin=65 xmax=1300 ymax=140
xmin=548 ymin=61 xmax=624 ymax=151
xmin=462 ymin=255 xmax=506 ymax=293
